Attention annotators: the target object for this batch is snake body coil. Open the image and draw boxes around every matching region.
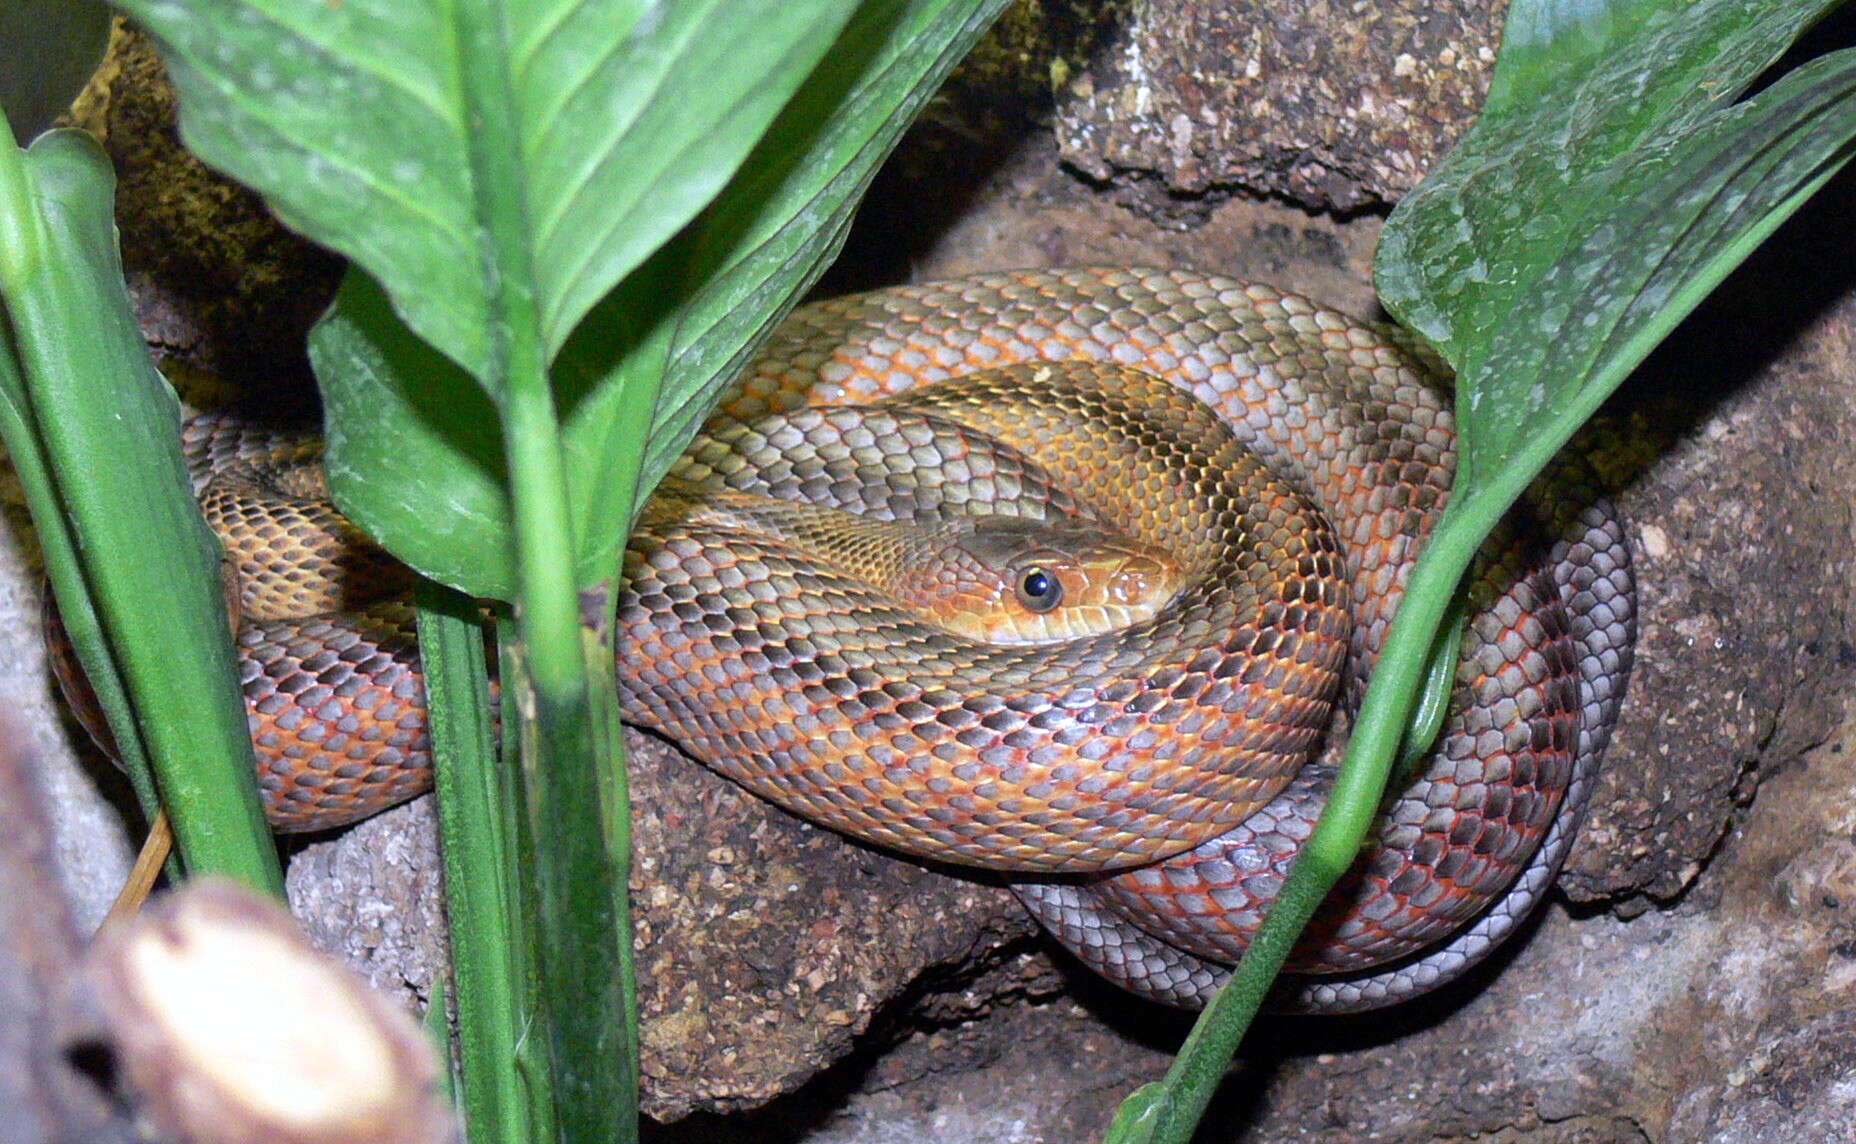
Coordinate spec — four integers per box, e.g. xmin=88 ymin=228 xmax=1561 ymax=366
xmin=81 ymin=267 xmax=1636 ymax=1012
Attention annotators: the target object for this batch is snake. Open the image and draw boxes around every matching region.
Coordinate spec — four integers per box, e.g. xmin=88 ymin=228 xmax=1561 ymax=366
xmin=53 ymin=267 xmax=1635 ymax=1012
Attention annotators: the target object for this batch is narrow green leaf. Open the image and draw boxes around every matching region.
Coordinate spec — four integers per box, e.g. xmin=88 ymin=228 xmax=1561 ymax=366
xmin=0 ymin=128 xmax=279 ymax=892
xmin=1101 ymin=1083 xmax=1167 ymax=1144
xmin=416 ymin=580 xmax=531 ymax=1143
xmin=1394 ymin=595 xmax=1468 ymax=779
xmin=120 ymin=0 xmax=859 ymax=389
xmin=429 ymin=6 xmax=641 ymax=1133
xmin=603 ymin=0 xmax=1014 ymax=504
xmin=493 ymin=615 xmax=560 ymax=1144
xmin=496 ymin=631 xmax=635 ymax=1139
xmin=0 ymin=326 xmax=164 ymax=830
xmin=423 ymin=977 xmax=456 ymax=1111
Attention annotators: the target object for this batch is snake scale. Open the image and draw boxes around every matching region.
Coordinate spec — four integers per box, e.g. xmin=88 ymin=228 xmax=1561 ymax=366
xmin=65 ymin=267 xmax=1637 ymax=1012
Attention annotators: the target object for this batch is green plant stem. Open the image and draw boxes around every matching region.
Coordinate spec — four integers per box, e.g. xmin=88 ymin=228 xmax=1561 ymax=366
xmin=582 ymin=627 xmax=639 ymax=1088
xmin=1116 ymin=510 xmax=1485 ymax=1144
xmin=502 ymin=642 xmax=632 ymax=1139
xmin=416 ymin=580 xmax=527 ymax=1143
xmin=582 ymin=361 xmax=658 ymax=1101
xmin=1395 ymin=596 xmax=1469 ymax=781
xmin=451 ymin=0 xmax=584 ymax=707
xmin=494 ymin=617 xmax=561 ymax=1144
xmin=1124 ymin=44 xmax=1856 ymax=1137
xmin=451 ymin=5 xmax=634 ymax=1138
xmin=501 ymin=380 xmax=587 ymax=703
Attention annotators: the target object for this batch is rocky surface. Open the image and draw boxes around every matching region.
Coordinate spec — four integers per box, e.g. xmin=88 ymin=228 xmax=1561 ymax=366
xmin=81 ymin=23 xmax=342 ymax=397
xmin=288 ymin=734 xmax=1035 ymax=1122
xmin=0 ymin=511 xmax=132 ymax=935
xmin=10 ymin=7 xmax=1856 ymax=1144
xmin=1052 ymin=0 xmax=1499 ymax=213
xmin=913 ymin=0 xmax=1502 ymax=218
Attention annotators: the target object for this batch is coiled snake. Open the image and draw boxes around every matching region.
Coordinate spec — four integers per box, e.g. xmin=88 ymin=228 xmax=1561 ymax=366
xmin=60 ymin=267 xmax=1636 ymax=1012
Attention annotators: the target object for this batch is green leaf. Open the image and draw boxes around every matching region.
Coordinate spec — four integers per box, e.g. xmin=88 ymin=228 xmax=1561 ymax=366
xmin=1100 ymin=1083 xmax=1167 ymax=1144
xmin=316 ymin=271 xmax=515 ymax=594
xmin=119 ymin=0 xmax=860 ymax=388
xmin=310 ymin=0 xmax=1010 ymax=598
xmin=1456 ymin=45 xmax=1856 ymax=488
xmin=1377 ymin=0 xmax=1843 ymax=369
xmin=416 ymin=579 xmax=532 ymax=1142
xmin=570 ymin=0 xmax=1014 ymax=564
xmin=0 ymin=317 xmax=165 ymax=826
xmin=0 ymin=128 xmax=280 ymax=892
xmin=1139 ymin=5 xmax=1856 ymax=1143
xmin=619 ymin=0 xmax=1014 ymax=497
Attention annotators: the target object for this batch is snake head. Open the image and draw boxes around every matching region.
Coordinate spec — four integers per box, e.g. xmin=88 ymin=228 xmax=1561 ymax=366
xmin=898 ymin=516 xmax=1184 ymax=644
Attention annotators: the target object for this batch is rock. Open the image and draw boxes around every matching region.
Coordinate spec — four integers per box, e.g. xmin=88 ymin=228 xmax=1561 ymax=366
xmin=1051 ymin=0 xmax=1500 ymax=214
xmin=1560 ymin=256 xmax=1856 ymax=912
xmin=900 ymin=0 xmax=1503 ymax=216
xmin=0 ymin=510 xmax=132 ymax=933
xmin=286 ymin=731 xmax=1033 ymax=1123
xmin=81 ymin=24 xmax=341 ymax=398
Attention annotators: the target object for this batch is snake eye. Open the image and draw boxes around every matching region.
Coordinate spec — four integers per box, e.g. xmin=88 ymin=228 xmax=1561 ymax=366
xmin=1015 ymin=566 xmax=1063 ymax=612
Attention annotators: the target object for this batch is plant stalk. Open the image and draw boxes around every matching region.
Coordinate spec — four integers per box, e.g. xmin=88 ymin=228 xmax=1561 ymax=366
xmin=416 ymin=581 xmax=528 ymax=1143
xmin=450 ymin=4 xmax=636 ymax=1139
xmin=1112 ymin=504 xmax=1488 ymax=1144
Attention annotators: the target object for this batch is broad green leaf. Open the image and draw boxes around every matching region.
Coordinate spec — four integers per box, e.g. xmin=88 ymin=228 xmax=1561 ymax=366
xmin=569 ymin=0 xmax=1014 ymax=568
xmin=1377 ymin=0 xmax=1843 ymax=370
xmin=316 ymin=270 xmax=516 ymax=593
xmin=312 ymin=0 xmax=1010 ymax=598
xmin=119 ymin=0 xmax=859 ymax=389
xmin=1379 ymin=0 xmax=1856 ymax=484
xmin=1455 ymin=45 xmax=1856 ymax=489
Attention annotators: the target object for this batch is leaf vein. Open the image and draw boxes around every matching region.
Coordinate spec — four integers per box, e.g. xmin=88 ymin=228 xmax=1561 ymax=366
xmin=527 ymin=0 xmax=726 ymax=247
xmin=542 ymin=17 xmax=841 ymax=333
xmin=226 ymin=0 xmax=462 ymax=129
